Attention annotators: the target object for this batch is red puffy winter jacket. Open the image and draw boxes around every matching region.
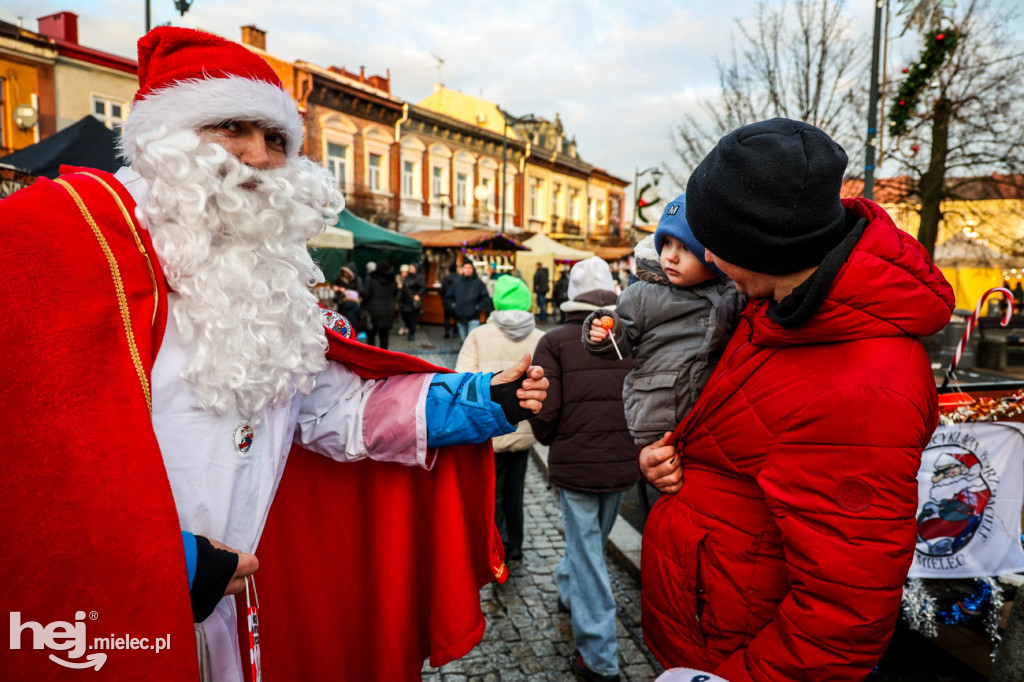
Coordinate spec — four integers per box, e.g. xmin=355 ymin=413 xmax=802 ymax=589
xmin=641 ymin=198 xmax=955 ymax=681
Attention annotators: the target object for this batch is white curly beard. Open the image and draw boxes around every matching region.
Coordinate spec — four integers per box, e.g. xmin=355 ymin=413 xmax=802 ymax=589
xmin=131 ymin=128 xmax=344 ymax=423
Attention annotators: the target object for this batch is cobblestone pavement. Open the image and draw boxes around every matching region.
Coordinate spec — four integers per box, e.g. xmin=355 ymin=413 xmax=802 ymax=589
xmin=421 ymin=455 xmax=663 ymax=681
xmin=385 ymin=322 xmax=664 ymax=681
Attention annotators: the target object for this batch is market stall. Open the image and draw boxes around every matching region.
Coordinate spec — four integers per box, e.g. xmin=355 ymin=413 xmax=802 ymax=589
xmin=934 ymin=232 xmax=1024 ymax=312
xmin=307 ymin=224 xmax=355 ymax=283
xmin=405 ymin=228 xmax=529 ymax=324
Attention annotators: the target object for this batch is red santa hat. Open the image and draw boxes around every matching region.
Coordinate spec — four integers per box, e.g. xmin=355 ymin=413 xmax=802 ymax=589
xmin=935 ymin=447 xmax=981 ymax=473
xmin=121 ymin=26 xmax=304 ymax=163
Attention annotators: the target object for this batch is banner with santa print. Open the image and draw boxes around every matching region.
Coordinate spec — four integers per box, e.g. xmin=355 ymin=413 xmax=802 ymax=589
xmin=910 ymin=422 xmax=1024 ymax=578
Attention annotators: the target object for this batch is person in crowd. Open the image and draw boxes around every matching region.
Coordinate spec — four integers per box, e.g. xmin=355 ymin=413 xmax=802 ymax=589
xmin=398 ymin=262 xmax=425 ymax=342
xmin=333 ymin=264 xmax=363 ymax=330
xmin=363 ymin=261 xmax=399 ymax=349
xmin=439 ymin=262 xmax=459 ymax=339
xmin=1012 ymin=280 xmax=1024 ymax=315
xmin=616 ymin=266 xmax=630 ymax=293
xmin=395 ymin=263 xmax=410 ymax=335
xmin=485 ymin=262 xmax=500 ymax=299
xmin=552 ymin=266 xmax=570 ymax=324
xmin=445 ymin=261 xmax=492 ymax=342
xmin=533 ymin=261 xmax=550 ymax=323
xmin=639 ymin=118 xmax=954 ymax=681
xmin=585 ymin=195 xmax=744 ymax=447
xmin=0 ymin=27 xmax=550 ymax=681
xmin=529 ymin=257 xmax=635 ymax=682
xmin=456 ymin=275 xmax=546 ymax=563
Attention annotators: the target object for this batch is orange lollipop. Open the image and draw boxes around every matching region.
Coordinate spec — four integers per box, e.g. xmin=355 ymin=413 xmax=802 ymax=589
xmin=597 ymin=315 xmax=622 ymax=359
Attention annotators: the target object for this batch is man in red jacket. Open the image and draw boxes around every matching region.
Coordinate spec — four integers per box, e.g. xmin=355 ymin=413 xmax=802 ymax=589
xmin=639 ymin=118 xmax=954 ymax=681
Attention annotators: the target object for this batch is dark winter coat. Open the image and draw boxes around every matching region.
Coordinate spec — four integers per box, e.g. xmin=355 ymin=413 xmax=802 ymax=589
xmin=398 ymin=272 xmax=425 ymax=313
xmin=529 ymin=293 xmax=636 ymax=494
xmin=533 ymin=266 xmax=549 ymax=294
xmin=445 ymin=272 xmax=491 ymax=322
xmin=641 ymin=198 xmax=955 ymax=681
xmin=363 ymin=270 xmax=398 ymax=328
xmin=439 ymin=272 xmax=459 ymax=312
xmin=552 ymin=274 xmax=569 ymax=305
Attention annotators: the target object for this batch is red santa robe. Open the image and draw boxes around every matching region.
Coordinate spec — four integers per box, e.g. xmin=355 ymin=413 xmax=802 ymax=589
xmin=0 ymin=168 xmax=504 ymax=681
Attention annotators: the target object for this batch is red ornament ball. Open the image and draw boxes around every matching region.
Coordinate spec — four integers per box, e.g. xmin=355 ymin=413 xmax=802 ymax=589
xmin=902 ymin=67 xmax=909 ymax=73
xmin=899 ymin=100 xmax=907 ymax=106
xmin=936 ymin=33 xmax=946 ymax=41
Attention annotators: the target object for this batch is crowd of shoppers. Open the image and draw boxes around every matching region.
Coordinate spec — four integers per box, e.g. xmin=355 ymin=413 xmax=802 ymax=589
xmin=313 ymin=115 xmax=955 ymax=682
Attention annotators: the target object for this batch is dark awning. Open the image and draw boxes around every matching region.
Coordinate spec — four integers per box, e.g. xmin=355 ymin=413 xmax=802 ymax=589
xmin=0 ymin=116 xmax=120 ymax=178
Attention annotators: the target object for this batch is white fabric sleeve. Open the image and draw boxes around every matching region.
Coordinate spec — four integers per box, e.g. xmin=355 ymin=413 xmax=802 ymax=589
xmin=294 ymin=360 xmax=434 ymax=469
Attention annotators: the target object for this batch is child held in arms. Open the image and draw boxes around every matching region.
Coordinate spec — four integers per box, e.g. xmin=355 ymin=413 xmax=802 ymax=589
xmin=584 ymin=193 xmax=744 ymax=447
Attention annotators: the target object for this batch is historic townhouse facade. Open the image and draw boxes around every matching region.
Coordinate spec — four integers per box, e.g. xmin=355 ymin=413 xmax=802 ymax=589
xmin=36 ymin=12 xmax=137 ymax=133
xmin=207 ymin=28 xmax=632 ymax=244
xmin=417 ymin=87 xmax=629 ymax=246
xmin=0 ymin=19 xmax=57 ymax=156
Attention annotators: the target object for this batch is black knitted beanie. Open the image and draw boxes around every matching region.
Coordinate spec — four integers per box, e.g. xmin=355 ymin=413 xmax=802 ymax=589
xmin=685 ymin=118 xmax=850 ymax=275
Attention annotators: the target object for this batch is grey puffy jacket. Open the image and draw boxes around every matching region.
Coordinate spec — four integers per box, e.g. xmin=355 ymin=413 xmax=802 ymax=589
xmin=584 ymin=264 xmax=744 ymax=446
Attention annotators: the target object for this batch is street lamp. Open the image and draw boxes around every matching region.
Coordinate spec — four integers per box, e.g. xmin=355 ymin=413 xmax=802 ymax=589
xmin=631 ymin=166 xmax=664 ymax=240
xmin=437 ymin=194 xmax=450 ymax=231
xmin=500 ymin=112 xmax=541 ymax=234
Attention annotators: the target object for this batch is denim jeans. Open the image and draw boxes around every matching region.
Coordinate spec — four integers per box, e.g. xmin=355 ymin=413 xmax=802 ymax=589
xmin=456 ymin=318 xmax=481 ymax=342
xmin=536 ymin=292 xmax=548 ymax=322
xmin=555 ymin=488 xmax=624 ymax=676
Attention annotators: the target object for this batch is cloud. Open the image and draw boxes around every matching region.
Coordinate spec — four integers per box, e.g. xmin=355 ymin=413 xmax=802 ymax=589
xmin=4 ymin=0 xmax=1010 ymax=200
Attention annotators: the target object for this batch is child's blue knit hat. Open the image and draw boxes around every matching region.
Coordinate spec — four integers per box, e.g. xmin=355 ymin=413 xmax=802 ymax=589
xmin=654 ymin=193 xmax=725 ymax=278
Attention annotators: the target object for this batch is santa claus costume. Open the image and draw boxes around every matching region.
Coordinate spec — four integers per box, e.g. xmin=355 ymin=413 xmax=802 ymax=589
xmin=1 ymin=27 xmax=507 ymax=682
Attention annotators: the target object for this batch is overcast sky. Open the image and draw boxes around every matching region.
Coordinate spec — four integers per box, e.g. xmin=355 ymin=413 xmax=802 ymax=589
xmin=0 ymin=1 xmax=985 ymax=205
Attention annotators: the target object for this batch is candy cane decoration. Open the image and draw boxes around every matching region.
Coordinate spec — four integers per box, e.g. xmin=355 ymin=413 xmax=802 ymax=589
xmin=943 ymin=286 xmax=1015 ymax=386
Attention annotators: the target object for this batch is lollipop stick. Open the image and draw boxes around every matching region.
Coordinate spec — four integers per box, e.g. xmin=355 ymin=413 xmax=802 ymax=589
xmin=608 ymin=332 xmax=623 ymax=360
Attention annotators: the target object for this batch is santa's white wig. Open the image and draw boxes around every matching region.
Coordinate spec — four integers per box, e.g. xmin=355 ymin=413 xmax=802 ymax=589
xmin=132 ymin=126 xmax=342 ymax=422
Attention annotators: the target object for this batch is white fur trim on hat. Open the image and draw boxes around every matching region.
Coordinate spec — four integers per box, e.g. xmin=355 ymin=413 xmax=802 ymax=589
xmin=121 ymin=75 xmax=304 ymax=163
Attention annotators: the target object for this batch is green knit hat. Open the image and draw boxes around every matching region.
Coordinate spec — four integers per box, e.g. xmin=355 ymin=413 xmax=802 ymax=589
xmin=493 ymin=275 xmax=532 ymax=311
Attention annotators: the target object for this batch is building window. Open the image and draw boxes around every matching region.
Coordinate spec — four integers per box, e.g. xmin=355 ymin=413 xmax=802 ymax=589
xmin=92 ymin=96 xmax=127 ymax=130
xmin=481 ymin=177 xmax=492 ymax=208
xmin=569 ymin=189 xmax=580 ymax=221
xmin=403 ymin=160 xmax=417 ymax=196
xmin=432 ymin=166 xmax=447 ymax=199
xmin=326 ymin=143 xmax=347 ymax=189
xmin=456 ymin=172 xmax=468 ymax=207
xmin=529 ymin=180 xmax=539 ymax=218
xmin=552 ymin=183 xmax=561 ymax=218
xmin=368 ymin=153 xmax=382 ymax=191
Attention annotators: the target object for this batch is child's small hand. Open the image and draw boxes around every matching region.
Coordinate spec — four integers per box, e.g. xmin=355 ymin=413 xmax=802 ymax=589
xmin=589 ymin=324 xmax=609 ymax=343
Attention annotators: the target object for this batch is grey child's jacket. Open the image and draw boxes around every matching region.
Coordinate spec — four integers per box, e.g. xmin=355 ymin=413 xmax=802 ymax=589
xmin=584 ymin=258 xmax=744 ymax=446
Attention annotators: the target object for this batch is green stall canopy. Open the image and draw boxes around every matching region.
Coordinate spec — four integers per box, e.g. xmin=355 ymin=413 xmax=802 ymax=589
xmin=340 ymin=209 xmax=421 ymax=275
xmin=308 ymin=209 xmax=422 ymax=281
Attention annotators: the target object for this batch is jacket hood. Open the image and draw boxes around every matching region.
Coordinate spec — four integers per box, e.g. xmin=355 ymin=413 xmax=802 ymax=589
xmin=489 ymin=309 xmax=537 ymax=342
xmin=749 ymin=197 xmax=954 ymax=347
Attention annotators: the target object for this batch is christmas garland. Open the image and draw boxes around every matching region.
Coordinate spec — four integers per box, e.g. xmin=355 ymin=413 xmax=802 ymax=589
xmin=888 ymin=28 xmax=959 ymax=137
xmin=902 ymin=576 xmax=1006 ymax=658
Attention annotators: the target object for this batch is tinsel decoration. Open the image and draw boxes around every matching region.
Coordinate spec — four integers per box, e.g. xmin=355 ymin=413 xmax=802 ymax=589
xmin=938 ymin=391 xmax=1024 ymax=424
xmin=902 ymin=578 xmax=938 ymax=638
xmin=902 ymin=577 xmax=1007 ymax=658
xmin=888 ymin=28 xmax=959 ymax=137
